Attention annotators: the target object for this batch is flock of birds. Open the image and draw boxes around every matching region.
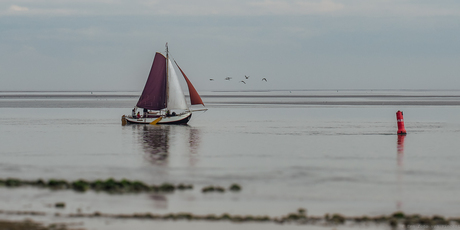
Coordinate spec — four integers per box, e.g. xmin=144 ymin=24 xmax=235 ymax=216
xmin=209 ymin=75 xmax=268 ymax=84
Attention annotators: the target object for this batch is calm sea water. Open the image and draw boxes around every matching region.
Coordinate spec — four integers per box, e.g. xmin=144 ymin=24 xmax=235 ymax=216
xmin=1 ymin=90 xmax=460 ymax=229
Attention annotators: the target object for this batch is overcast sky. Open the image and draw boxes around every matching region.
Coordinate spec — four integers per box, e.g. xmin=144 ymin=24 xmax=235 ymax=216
xmin=1 ymin=0 xmax=460 ymax=91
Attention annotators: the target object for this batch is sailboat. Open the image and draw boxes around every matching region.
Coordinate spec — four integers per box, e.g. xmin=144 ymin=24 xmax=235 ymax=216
xmin=123 ymin=44 xmax=206 ymax=125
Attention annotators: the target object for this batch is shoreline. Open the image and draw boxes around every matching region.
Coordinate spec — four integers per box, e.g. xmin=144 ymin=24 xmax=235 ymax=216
xmin=1 ymin=208 xmax=459 ymax=230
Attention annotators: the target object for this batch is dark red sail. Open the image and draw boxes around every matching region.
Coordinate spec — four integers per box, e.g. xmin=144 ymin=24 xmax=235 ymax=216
xmin=136 ymin=53 xmax=167 ymax=110
xmin=174 ymin=60 xmax=204 ymax=106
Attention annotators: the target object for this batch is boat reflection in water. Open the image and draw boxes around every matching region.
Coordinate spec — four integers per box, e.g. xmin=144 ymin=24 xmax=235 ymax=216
xmin=187 ymin=127 xmax=201 ymax=166
xmin=134 ymin=124 xmax=202 ymax=166
xmin=140 ymin=125 xmax=171 ymax=165
xmin=130 ymin=124 xmax=202 ymax=209
xmin=396 ymin=134 xmax=406 ymax=211
xmin=150 ymin=194 xmax=168 ymax=209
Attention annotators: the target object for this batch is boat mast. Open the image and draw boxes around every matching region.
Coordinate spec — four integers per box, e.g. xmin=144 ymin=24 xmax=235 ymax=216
xmin=165 ymin=43 xmax=169 ymax=110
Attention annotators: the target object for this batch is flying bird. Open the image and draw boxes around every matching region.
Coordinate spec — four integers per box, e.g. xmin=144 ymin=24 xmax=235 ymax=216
xmin=209 ymin=79 xmax=214 ymax=81
xmin=245 ymin=75 xmax=250 ymax=79
xmin=262 ymin=78 xmax=267 ymax=82
xmin=240 ymin=81 xmax=246 ymax=84
xmin=225 ymin=77 xmax=232 ymax=81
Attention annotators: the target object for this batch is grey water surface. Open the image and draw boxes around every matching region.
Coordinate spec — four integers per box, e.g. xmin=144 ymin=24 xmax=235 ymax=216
xmin=1 ymin=90 xmax=460 ymax=229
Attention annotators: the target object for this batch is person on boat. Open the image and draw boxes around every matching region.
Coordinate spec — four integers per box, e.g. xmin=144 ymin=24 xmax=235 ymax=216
xmin=132 ymin=108 xmax=136 ymax=118
xmin=166 ymin=110 xmax=170 ymax=117
xmin=137 ymin=112 xmax=141 ymax=119
xmin=143 ymin=108 xmax=148 ymax=118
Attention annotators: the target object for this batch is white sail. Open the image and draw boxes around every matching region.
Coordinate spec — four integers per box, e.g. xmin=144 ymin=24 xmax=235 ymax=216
xmin=167 ymin=59 xmax=188 ymax=111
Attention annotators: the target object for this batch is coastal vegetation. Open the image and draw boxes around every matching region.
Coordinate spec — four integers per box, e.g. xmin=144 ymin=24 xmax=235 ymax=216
xmin=0 ymin=218 xmax=77 ymax=230
xmin=0 ymin=178 xmax=240 ymax=194
xmin=60 ymin=210 xmax=460 ymax=227
xmin=1 ymin=209 xmax=458 ymax=229
xmin=1 ymin=178 xmax=456 ymax=229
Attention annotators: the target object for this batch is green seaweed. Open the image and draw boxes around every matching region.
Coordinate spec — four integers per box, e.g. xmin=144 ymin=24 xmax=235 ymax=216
xmin=5 ymin=178 xmax=22 ymax=187
xmin=255 ymin=215 xmax=271 ymax=222
xmin=329 ymin=214 xmax=345 ymax=224
xmin=298 ymin=208 xmax=306 ymax=215
xmin=231 ymin=215 xmax=243 ymax=222
xmin=286 ymin=213 xmax=302 ymax=221
xmin=3 ymin=208 xmax=456 ymax=228
xmin=48 ymin=179 xmax=70 ymax=190
xmin=202 ymin=186 xmax=215 ymax=193
xmin=131 ymin=181 xmax=150 ymax=192
xmin=229 ymin=183 xmax=241 ymax=192
xmin=71 ymin=180 xmax=90 ymax=192
xmin=372 ymin=215 xmax=389 ymax=223
xmin=202 ymin=185 xmax=225 ymax=193
xmin=176 ymin=212 xmax=193 ymax=220
xmin=220 ymin=213 xmax=232 ymax=220
xmin=205 ymin=214 xmax=218 ymax=220
xmin=0 ymin=177 xmax=238 ymax=195
xmin=55 ymin=202 xmax=65 ymax=208
xmin=158 ymin=183 xmax=175 ymax=192
xmin=162 ymin=213 xmax=176 ymax=220
xmin=214 ymin=186 xmax=225 ymax=192
xmin=0 ymin=219 xmax=68 ymax=230
xmin=176 ymin=184 xmax=193 ymax=190
xmin=392 ymin=211 xmax=405 ymax=219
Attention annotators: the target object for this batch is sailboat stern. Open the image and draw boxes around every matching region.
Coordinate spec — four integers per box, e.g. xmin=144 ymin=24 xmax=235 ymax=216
xmin=158 ymin=112 xmax=191 ymax=124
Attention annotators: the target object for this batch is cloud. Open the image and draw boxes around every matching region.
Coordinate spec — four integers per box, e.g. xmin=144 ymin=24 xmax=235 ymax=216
xmin=3 ymin=4 xmax=79 ymax=16
xmin=249 ymin=0 xmax=344 ymax=15
xmin=2 ymin=0 xmax=344 ymax=17
xmin=8 ymin=5 xmax=29 ymax=12
xmin=342 ymin=0 xmax=460 ymax=17
xmin=136 ymin=0 xmax=345 ymax=16
xmin=2 ymin=0 xmax=460 ymax=17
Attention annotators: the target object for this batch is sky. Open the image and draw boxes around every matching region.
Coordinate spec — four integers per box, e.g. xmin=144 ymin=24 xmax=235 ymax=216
xmin=1 ymin=0 xmax=460 ymax=92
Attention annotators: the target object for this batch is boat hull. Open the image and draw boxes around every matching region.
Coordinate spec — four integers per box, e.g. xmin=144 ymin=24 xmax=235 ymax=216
xmin=125 ymin=112 xmax=192 ymax=125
